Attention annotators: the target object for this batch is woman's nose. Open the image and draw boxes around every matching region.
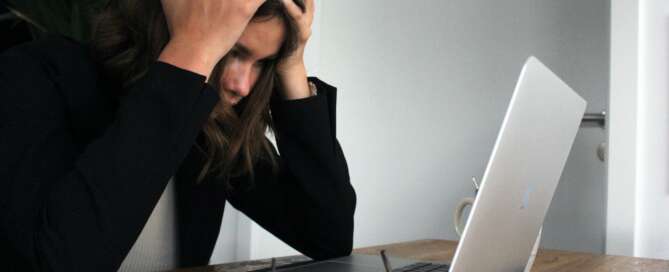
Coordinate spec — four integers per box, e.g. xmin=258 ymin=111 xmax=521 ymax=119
xmin=223 ymin=61 xmax=253 ymax=98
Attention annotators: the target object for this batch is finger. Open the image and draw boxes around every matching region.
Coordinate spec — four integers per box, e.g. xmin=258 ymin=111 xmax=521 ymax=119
xmin=305 ymin=0 xmax=314 ymax=17
xmin=249 ymin=0 xmax=267 ymax=11
xmin=304 ymin=0 xmax=316 ymax=24
xmin=281 ymin=0 xmax=304 ymax=19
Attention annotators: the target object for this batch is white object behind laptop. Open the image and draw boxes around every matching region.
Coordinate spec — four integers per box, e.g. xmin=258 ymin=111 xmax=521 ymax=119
xmin=448 ymin=56 xmax=586 ymax=271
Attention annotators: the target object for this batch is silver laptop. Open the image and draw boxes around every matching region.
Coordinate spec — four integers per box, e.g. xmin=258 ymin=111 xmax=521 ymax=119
xmin=273 ymin=56 xmax=587 ymax=272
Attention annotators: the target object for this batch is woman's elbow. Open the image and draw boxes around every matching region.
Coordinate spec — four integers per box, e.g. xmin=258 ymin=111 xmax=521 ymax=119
xmin=317 ymin=217 xmax=355 ymax=260
xmin=308 ymin=238 xmax=353 ymax=260
xmin=333 ymin=235 xmax=354 ymax=257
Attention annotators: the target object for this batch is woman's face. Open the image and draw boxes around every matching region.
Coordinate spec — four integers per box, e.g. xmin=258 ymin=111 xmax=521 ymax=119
xmin=217 ymin=17 xmax=286 ymax=106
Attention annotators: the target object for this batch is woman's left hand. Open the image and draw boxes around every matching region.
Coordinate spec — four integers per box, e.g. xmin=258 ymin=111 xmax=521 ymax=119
xmin=277 ymin=0 xmax=314 ymax=100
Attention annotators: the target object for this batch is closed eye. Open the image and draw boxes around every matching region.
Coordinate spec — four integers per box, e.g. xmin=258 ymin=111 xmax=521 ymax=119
xmin=229 ymin=49 xmax=244 ymax=59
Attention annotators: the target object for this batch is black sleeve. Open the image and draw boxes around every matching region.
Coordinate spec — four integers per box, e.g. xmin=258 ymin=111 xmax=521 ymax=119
xmin=0 ymin=46 xmax=219 ymax=271
xmin=225 ymin=78 xmax=357 ymax=260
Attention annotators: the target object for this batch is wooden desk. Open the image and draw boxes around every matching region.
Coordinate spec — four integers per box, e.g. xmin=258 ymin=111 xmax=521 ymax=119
xmin=173 ymin=239 xmax=669 ymax=272
xmin=354 ymin=239 xmax=669 ymax=271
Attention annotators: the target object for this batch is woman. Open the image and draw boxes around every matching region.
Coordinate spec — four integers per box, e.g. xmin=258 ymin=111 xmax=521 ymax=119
xmin=0 ymin=0 xmax=356 ymax=271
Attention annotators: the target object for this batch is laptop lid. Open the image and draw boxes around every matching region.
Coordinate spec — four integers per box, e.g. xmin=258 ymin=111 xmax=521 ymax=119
xmin=449 ymin=57 xmax=586 ymax=272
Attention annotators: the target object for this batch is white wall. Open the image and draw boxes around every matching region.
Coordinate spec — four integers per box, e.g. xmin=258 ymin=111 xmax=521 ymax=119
xmin=636 ymin=0 xmax=669 ymax=260
xmin=210 ymin=201 xmax=244 ymax=264
xmin=318 ymin=0 xmax=609 ymax=253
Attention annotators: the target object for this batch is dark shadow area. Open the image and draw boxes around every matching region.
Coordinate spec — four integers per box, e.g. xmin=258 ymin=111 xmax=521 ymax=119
xmin=0 ymin=3 xmax=33 ymax=52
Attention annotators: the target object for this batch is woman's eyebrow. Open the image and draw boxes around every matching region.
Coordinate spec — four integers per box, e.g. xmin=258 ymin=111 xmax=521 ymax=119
xmin=233 ymin=43 xmax=251 ymax=56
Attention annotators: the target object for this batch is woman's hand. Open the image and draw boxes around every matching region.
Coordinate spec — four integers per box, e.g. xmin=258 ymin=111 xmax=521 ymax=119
xmin=158 ymin=0 xmax=266 ymax=79
xmin=277 ymin=0 xmax=314 ymax=100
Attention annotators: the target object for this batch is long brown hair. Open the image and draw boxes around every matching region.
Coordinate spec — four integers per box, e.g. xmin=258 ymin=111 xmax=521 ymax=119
xmin=91 ymin=0 xmax=305 ymax=185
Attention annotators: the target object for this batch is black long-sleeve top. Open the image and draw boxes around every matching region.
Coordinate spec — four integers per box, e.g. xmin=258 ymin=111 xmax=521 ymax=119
xmin=0 ymin=36 xmax=356 ymax=271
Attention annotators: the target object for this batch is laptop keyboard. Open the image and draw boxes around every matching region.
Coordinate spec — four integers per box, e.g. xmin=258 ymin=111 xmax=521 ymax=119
xmin=393 ymin=262 xmax=450 ymax=272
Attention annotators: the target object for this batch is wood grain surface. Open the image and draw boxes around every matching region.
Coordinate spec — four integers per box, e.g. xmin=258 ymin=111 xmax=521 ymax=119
xmin=172 ymin=239 xmax=669 ymax=271
xmin=353 ymin=239 xmax=669 ymax=272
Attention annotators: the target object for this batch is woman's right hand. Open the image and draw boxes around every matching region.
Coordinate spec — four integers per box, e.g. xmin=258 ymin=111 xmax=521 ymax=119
xmin=158 ymin=0 xmax=266 ymax=79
